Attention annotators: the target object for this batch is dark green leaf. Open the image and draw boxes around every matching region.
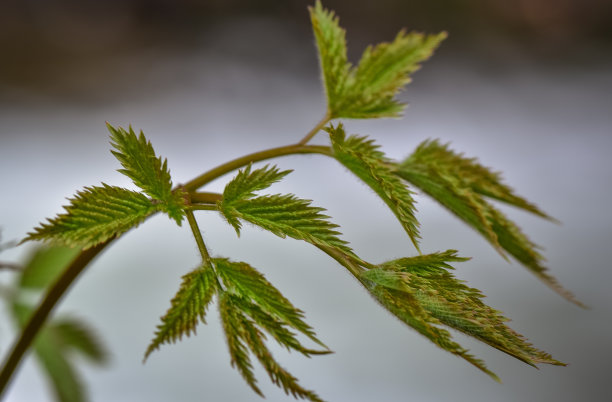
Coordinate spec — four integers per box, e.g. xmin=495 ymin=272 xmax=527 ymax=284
xmin=51 ymin=318 xmax=109 ymax=364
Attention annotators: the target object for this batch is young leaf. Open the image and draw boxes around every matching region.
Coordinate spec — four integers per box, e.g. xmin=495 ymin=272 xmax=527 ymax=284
xmin=219 ymin=166 xmax=353 ymax=255
xmin=404 ymin=139 xmax=552 ymax=218
xmin=144 ymin=264 xmax=218 ymax=360
xmin=339 ymin=30 xmax=446 ymax=119
xmin=309 ymin=0 xmax=350 ymax=117
xmin=397 ymin=141 xmax=581 ymax=305
xmin=309 ymin=1 xmax=445 ymax=119
xmin=373 ymin=250 xmax=565 ymax=368
xmin=107 ymin=123 xmax=185 ymax=224
xmin=363 ymin=280 xmax=497 ymax=380
xmin=219 ymin=293 xmax=324 ymax=402
xmin=223 ymin=164 xmax=292 ymax=204
xmin=328 ymin=124 xmax=420 ymax=250
xmin=25 ymin=184 xmax=157 ymax=249
xmin=213 ymin=258 xmax=327 ymax=348
xmin=19 ymin=245 xmax=80 ymax=290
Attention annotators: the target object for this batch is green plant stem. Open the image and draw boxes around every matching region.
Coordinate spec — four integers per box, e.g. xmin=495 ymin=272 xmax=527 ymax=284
xmin=0 ymin=141 xmax=335 ymax=398
xmin=183 ymin=144 xmax=332 ymax=192
xmin=185 ymin=209 xmax=212 ymax=266
xmin=297 ymin=113 xmax=331 ymax=145
xmin=0 ymin=241 xmax=110 ymax=395
xmin=189 ymin=192 xmax=223 ymax=204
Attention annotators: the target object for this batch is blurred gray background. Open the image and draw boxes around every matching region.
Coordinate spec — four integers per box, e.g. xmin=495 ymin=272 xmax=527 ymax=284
xmin=1 ymin=0 xmax=611 ymax=401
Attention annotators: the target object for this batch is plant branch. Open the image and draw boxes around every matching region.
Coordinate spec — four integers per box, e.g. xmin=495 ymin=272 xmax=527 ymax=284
xmin=183 ymin=144 xmax=332 ymax=192
xmin=185 ymin=209 xmax=212 ymax=266
xmin=0 ymin=130 xmax=335 ymax=397
xmin=189 ymin=192 xmax=223 ymax=204
xmin=297 ymin=113 xmax=331 ymax=145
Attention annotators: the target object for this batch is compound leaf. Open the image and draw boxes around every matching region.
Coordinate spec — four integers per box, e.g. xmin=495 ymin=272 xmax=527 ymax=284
xmin=328 ymin=124 xmax=420 ymax=250
xmin=107 ymin=123 xmax=185 ymax=224
xmin=219 ymin=292 xmax=324 ymax=402
xmin=397 ymin=140 xmax=581 ymax=305
xmin=371 ymin=250 xmax=565 ymax=368
xmin=220 ymin=167 xmax=353 ymax=255
xmin=144 ymin=264 xmax=218 ymax=360
xmin=310 ymin=1 xmax=445 ymax=119
xmin=25 ymin=184 xmax=156 ymax=249
xmin=214 ymin=258 xmax=327 ymax=348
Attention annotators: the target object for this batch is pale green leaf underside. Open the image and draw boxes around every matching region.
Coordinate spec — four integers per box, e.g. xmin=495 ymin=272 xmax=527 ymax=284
xmin=310 ymin=1 xmax=445 ymax=119
xmin=362 ymin=251 xmax=564 ymax=380
xmin=107 ymin=123 xmax=185 ymax=224
xmin=397 ymin=140 xmax=581 ymax=305
xmin=328 ymin=124 xmax=420 ymax=251
xmin=25 ymin=184 xmax=156 ymax=249
xmin=145 ymin=264 xmax=218 ymax=360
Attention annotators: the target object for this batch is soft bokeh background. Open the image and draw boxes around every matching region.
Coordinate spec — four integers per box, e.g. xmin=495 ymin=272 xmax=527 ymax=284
xmin=1 ymin=0 xmax=611 ymax=401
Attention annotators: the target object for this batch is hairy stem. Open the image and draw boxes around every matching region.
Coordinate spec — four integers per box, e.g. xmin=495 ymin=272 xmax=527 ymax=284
xmin=0 ymin=139 xmax=335 ymax=397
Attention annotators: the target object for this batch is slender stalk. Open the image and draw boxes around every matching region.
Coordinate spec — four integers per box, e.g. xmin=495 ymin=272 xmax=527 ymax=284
xmin=0 ymin=131 xmax=335 ymax=397
xmin=189 ymin=205 xmax=219 ymax=211
xmin=189 ymin=192 xmax=223 ymax=204
xmin=185 ymin=209 xmax=212 ymax=266
xmin=0 ymin=241 xmax=110 ymax=394
xmin=297 ymin=113 xmax=331 ymax=146
xmin=183 ymin=144 xmax=332 ymax=192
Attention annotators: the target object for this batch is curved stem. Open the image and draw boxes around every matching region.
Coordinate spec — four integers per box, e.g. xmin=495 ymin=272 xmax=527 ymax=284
xmin=0 ymin=140 xmax=335 ymax=398
xmin=183 ymin=144 xmax=332 ymax=192
xmin=0 ymin=241 xmax=110 ymax=394
xmin=297 ymin=113 xmax=331 ymax=146
xmin=189 ymin=192 xmax=223 ymax=204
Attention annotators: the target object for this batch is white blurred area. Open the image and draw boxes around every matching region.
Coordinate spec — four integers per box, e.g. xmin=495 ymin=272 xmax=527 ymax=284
xmin=1 ymin=1 xmax=611 ymax=401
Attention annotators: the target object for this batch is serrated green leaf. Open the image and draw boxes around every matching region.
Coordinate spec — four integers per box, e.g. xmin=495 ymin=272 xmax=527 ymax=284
xmin=364 ymin=279 xmax=497 ymax=380
xmin=339 ymin=30 xmax=446 ymax=119
xmin=309 ymin=1 xmax=445 ymax=119
xmin=370 ymin=250 xmax=565 ymax=368
xmin=19 ymin=245 xmax=80 ymax=290
xmin=223 ymin=164 xmax=292 ymax=204
xmin=144 ymin=264 xmax=218 ymax=360
xmin=404 ymin=139 xmax=552 ymax=218
xmin=107 ymin=123 xmax=185 ymax=224
xmin=309 ymin=0 xmax=350 ymax=117
xmin=328 ymin=124 xmax=420 ymax=250
xmin=219 ymin=292 xmax=324 ymax=402
xmin=51 ymin=318 xmax=109 ymax=364
xmin=397 ymin=141 xmax=581 ymax=305
xmin=25 ymin=184 xmax=156 ymax=249
xmin=219 ymin=167 xmax=353 ymax=255
xmin=213 ymin=258 xmax=327 ymax=348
